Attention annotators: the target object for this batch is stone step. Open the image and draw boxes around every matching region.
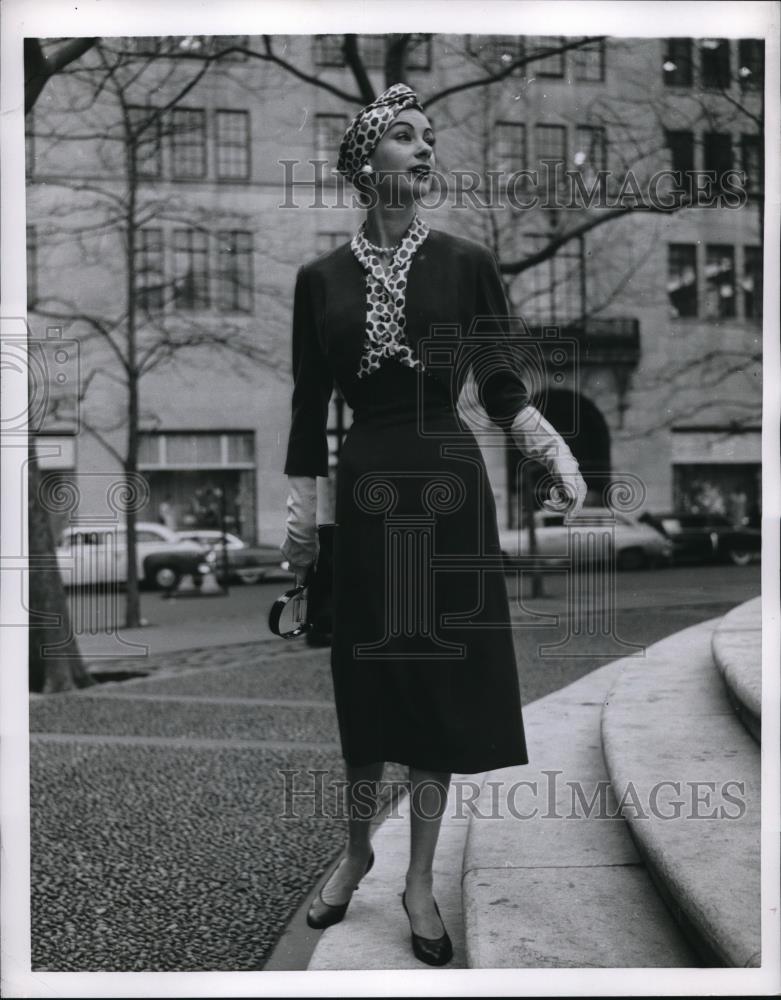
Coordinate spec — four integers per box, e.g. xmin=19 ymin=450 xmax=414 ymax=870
xmin=711 ymin=596 xmax=761 ymax=743
xmin=601 ymin=618 xmax=761 ymax=967
xmin=307 ymin=780 xmax=472 ymax=969
xmin=461 ymin=656 xmax=697 ymax=968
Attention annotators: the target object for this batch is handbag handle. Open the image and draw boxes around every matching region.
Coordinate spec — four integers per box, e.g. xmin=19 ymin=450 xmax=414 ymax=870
xmin=267 ymin=562 xmax=316 ymax=639
xmin=268 ymin=522 xmax=335 ymax=640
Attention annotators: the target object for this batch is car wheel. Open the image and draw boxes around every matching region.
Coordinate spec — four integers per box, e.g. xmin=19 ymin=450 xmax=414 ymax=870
xmin=727 ymin=548 xmax=753 ymax=567
xmin=237 ymin=568 xmax=265 ymax=585
xmin=151 ymin=565 xmax=181 ymax=590
xmin=616 ymin=547 xmax=648 ymax=571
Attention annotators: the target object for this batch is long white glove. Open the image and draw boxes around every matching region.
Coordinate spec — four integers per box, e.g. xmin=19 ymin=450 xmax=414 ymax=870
xmin=510 ymin=406 xmax=588 ymax=516
xmin=280 ymin=476 xmax=318 ymax=584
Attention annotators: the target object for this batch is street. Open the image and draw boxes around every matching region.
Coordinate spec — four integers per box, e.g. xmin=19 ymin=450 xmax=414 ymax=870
xmin=28 ymin=562 xmax=761 ymax=972
xmin=67 ymin=562 xmax=761 ymax=702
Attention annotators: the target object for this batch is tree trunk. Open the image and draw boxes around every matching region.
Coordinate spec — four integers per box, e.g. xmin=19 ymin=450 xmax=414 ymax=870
xmin=123 ymin=138 xmax=143 ymax=629
xmin=28 ymin=441 xmax=94 ymax=693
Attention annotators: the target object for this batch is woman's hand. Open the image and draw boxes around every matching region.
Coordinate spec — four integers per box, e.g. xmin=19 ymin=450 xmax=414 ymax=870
xmin=510 ymin=406 xmax=588 ymax=518
xmin=292 ymin=561 xmax=315 ymax=588
xmin=280 ymin=476 xmax=318 ymax=582
xmin=542 ymin=453 xmax=588 ymax=517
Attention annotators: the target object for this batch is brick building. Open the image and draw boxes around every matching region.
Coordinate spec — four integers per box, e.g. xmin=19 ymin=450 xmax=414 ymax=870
xmin=27 ymin=33 xmax=764 ymax=544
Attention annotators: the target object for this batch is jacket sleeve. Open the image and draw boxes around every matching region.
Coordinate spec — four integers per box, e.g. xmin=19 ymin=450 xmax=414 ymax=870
xmin=470 ymin=248 xmax=531 ymax=430
xmin=283 ymin=265 xmax=334 ymax=477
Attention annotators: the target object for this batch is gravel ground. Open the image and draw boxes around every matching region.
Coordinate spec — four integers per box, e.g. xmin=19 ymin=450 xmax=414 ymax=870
xmin=29 ymin=591 xmax=755 ymax=972
xmin=94 ymin=651 xmax=336 ymax=702
xmin=30 ymin=697 xmax=340 ymax=744
xmin=30 ymin=743 xmax=373 ymax=971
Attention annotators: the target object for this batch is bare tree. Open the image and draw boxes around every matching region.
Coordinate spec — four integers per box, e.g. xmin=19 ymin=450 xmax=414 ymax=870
xmin=25 ymin=37 xmax=99 ymax=693
xmin=28 ymin=38 xmax=285 ymax=632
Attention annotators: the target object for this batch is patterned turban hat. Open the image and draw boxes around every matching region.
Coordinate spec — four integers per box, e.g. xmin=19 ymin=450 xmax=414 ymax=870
xmin=337 ymin=83 xmax=425 ymax=184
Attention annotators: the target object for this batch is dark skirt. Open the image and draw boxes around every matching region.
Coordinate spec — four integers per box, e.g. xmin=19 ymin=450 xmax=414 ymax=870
xmin=331 ymin=360 xmax=528 ymax=773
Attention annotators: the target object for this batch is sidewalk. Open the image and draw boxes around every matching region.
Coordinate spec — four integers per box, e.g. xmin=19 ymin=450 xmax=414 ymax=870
xmin=73 ymin=564 xmax=758 ymax=665
xmin=28 ymin=569 xmax=760 ymax=972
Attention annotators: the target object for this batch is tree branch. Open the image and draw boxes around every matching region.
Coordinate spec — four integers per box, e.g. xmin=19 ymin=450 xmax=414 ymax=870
xmin=260 ymin=36 xmax=365 ymax=105
xmin=425 ymin=37 xmax=607 ymax=109
xmin=499 ymin=202 xmax=681 ymax=276
xmin=25 ymin=37 xmax=98 ymax=113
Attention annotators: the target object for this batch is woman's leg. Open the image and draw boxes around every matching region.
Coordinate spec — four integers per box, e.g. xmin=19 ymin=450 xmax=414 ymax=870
xmin=319 ymin=760 xmax=384 ymax=904
xmin=405 ymin=767 xmax=451 ymax=937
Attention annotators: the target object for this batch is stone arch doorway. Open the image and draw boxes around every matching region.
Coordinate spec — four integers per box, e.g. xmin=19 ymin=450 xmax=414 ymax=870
xmin=504 ymin=389 xmax=610 ymax=526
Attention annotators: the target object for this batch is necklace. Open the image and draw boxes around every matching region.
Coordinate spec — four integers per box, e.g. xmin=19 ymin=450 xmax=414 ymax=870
xmin=362 ymin=219 xmax=416 ymax=255
xmin=363 ymin=236 xmax=399 ymax=255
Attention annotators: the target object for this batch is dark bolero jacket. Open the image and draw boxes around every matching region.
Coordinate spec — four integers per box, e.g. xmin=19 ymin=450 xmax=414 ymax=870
xmin=283 ymin=227 xmax=531 ymax=477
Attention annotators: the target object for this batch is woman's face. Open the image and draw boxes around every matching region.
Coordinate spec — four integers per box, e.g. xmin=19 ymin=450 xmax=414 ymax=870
xmin=368 ymin=108 xmax=436 ymax=204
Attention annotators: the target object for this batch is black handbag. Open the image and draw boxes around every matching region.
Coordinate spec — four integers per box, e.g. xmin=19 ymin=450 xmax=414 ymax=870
xmin=268 ymin=523 xmax=335 ymax=640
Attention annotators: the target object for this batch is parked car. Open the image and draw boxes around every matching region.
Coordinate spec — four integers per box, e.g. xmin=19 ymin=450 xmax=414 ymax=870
xmin=498 ymin=507 xmax=673 ymax=571
xmin=56 ymin=521 xmax=211 ymax=590
xmin=637 ymin=512 xmax=761 ymax=566
xmin=174 ymin=529 xmax=287 ymax=584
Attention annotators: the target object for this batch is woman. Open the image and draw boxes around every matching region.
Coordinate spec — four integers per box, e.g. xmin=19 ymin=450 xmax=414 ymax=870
xmin=281 ymin=84 xmax=587 ymax=966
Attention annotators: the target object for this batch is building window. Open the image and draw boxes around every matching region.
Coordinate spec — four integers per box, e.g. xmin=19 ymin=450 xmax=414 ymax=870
xmin=135 ymin=228 xmax=164 ymax=312
xmin=360 ymin=35 xmax=386 ymax=69
xmin=742 ymin=246 xmax=763 ymax=319
xmin=173 ymin=229 xmax=209 ymax=310
xmin=700 ymin=38 xmax=731 ymax=89
xmin=216 ymin=110 xmax=250 ymax=180
xmin=535 ymin=123 xmax=566 ymax=191
xmin=666 ymin=129 xmax=695 ymax=174
xmin=741 ymin=134 xmax=763 ymax=198
xmin=663 ymin=38 xmax=693 ymax=86
xmin=573 ymin=38 xmax=605 ymax=81
xmin=528 ymin=36 xmax=565 ymax=77
xmin=217 ymin=231 xmax=253 ymax=313
xmin=737 ymin=39 xmax=764 ymax=90
xmin=665 ymin=129 xmax=694 ymax=196
xmin=404 ymin=35 xmax=432 ymax=70
xmin=535 ymin=123 xmax=567 ymax=164
xmin=703 ymin=132 xmax=733 ymax=184
xmin=171 ymin=108 xmax=207 ymax=179
xmin=315 ymin=113 xmax=347 ymax=162
xmin=468 ymin=35 xmax=524 ymax=73
xmin=316 ymin=231 xmax=351 ymax=254
xmin=536 ymin=123 xmax=566 ymax=195
xmin=673 ymin=462 xmax=761 ymax=525
xmin=492 ymin=121 xmax=526 ymax=176
xmin=574 ymin=125 xmax=606 ymax=172
xmin=705 ymin=244 xmax=735 ymax=319
xmin=166 ymin=433 xmax=222 ymax=465
xmin=139 ymin=431 xmax=255 ymax=468
xmin=27 ymin=225 xmax=37 ymax=310
xmin=314 ymin=33 xmax=430 ymax=71
xmin=128 ymin=105 xmax=162 ymax=178
xmin=524 ymin=234 xmax=583 ymax=323
xmin=313 ymin=35 xmax=345 ymax=67
xmin=667 ymin=243 xmax=698 ymax=318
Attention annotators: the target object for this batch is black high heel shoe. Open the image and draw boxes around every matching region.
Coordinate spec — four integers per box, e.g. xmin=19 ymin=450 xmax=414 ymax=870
xmin=401 ymin=890 xmax=453 ymax=967
xmin=306 ymin=849 xmax=375 ymax=930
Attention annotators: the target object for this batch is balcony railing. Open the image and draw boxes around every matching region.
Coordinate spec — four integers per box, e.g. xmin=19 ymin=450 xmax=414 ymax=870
xmin=529 ymin=317 xmax=641 ymax=365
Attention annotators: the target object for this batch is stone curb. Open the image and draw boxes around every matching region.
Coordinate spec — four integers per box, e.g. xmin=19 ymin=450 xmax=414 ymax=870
xmin=461 ymin=655 xmax=696 ymax=969
xmin=600 ymin=617 xmax=761 ymax=968
xmin=711 ymin=596 xmax=761 ymax=743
